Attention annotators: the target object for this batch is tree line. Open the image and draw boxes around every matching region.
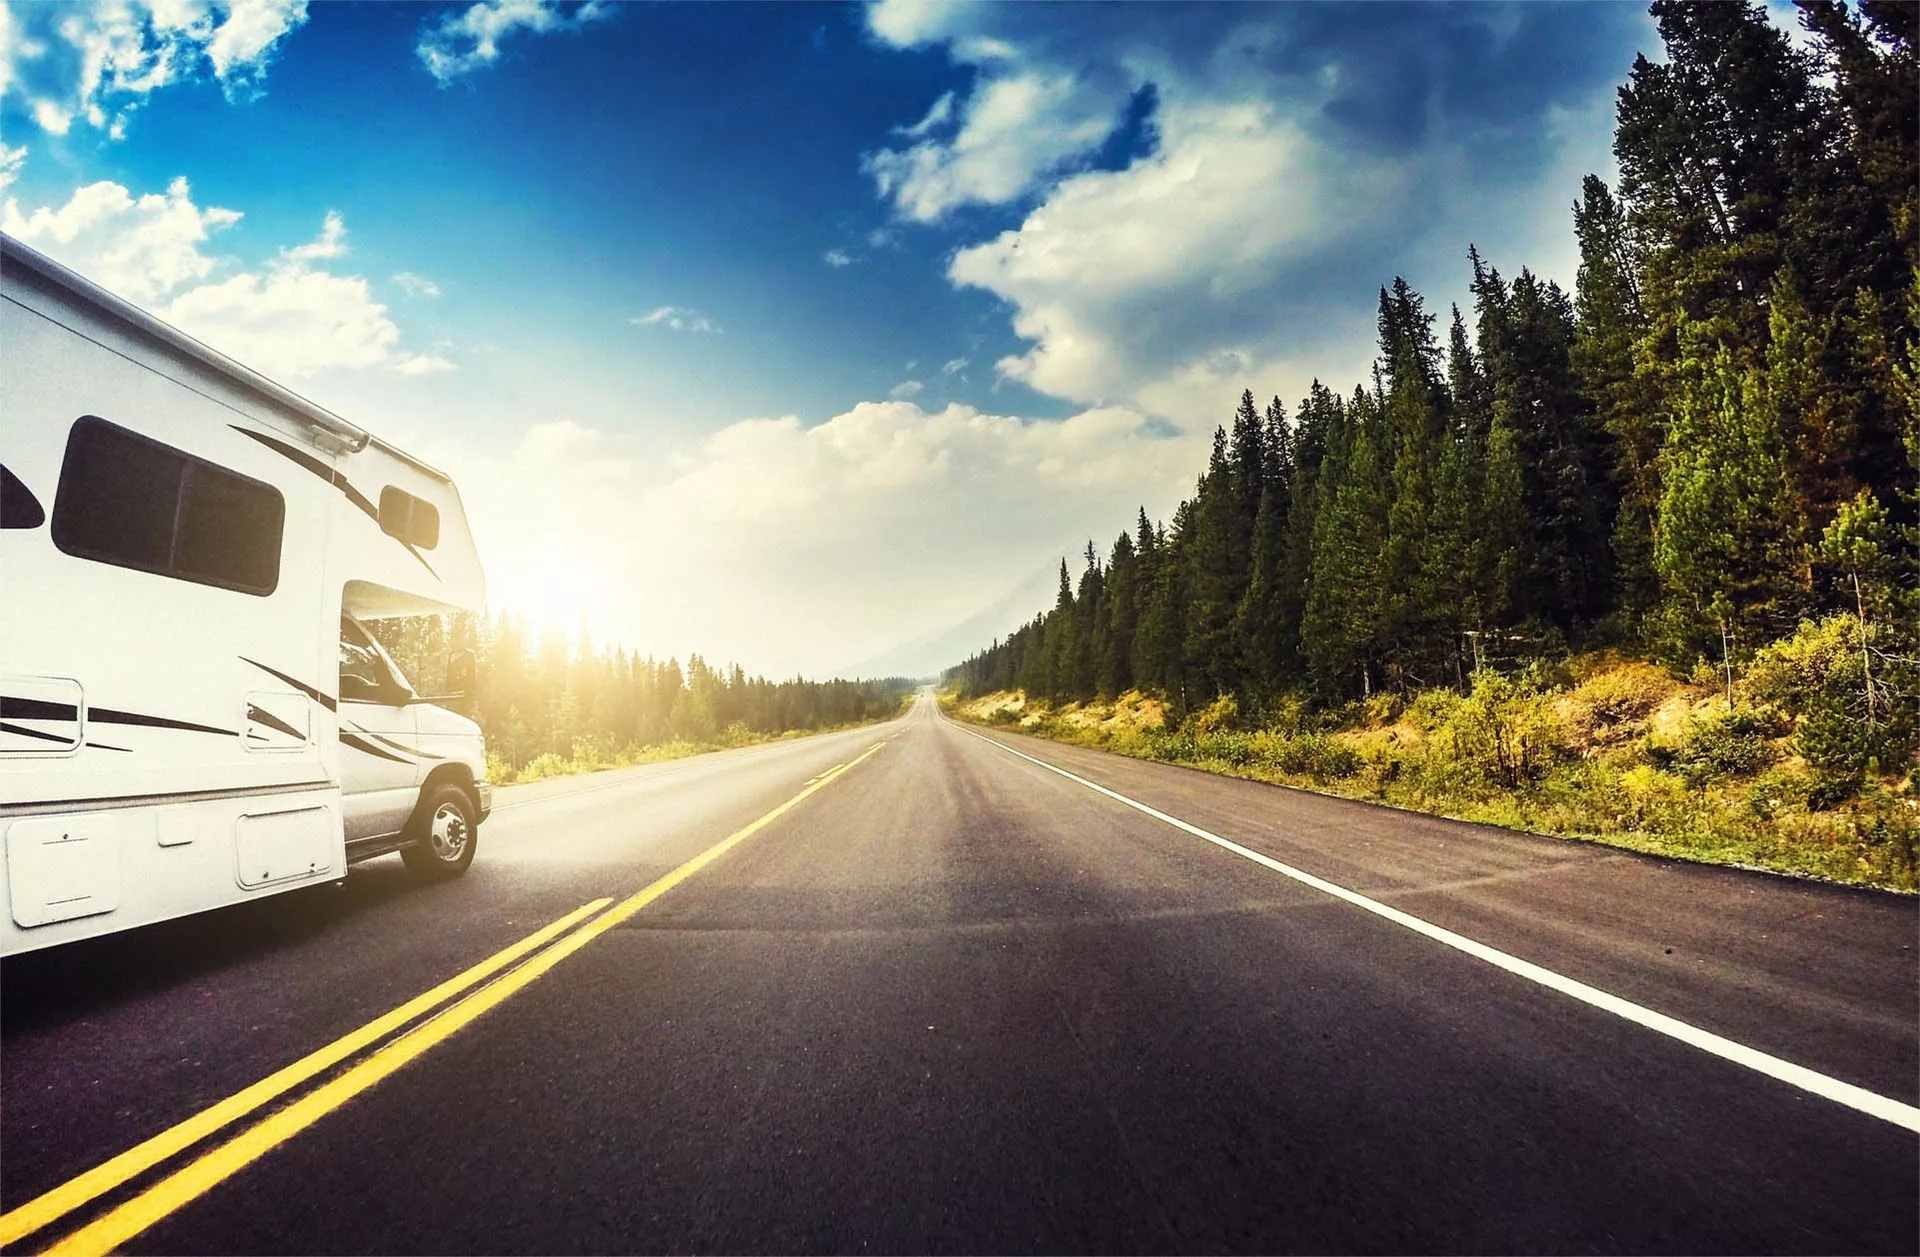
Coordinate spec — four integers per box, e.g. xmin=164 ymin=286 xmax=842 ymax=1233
xmin=369 ymin=612 xmax=911 ymax=773
xmin=950 ymin=1 xmax=1916 ymax=728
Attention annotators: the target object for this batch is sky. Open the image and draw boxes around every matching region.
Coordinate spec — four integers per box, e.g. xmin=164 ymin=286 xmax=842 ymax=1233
xmin=1 ymin=0 xmax=1664 ymax=677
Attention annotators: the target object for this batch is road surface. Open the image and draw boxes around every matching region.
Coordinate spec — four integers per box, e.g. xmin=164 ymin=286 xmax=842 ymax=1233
xmin=3 ymin=693 xmax=1915 ymax=1254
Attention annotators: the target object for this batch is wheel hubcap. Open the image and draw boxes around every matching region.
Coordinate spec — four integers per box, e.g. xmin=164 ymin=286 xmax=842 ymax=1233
xmin=429 ymin=803 xmax=469 ymax=861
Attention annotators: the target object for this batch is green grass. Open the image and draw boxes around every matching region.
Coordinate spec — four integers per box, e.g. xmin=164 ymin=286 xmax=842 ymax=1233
xmin=943 ymin=675 xmax=1917 ymax=893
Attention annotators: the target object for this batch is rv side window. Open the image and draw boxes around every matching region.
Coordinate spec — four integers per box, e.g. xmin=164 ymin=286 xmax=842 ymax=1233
xmin=379 ymin=486 xmax=439 ymax=550
xmin=51 ymin=416 xmax=284 ymax=595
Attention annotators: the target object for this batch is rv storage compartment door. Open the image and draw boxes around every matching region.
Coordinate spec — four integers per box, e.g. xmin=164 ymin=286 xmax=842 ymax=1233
xmin=234 ymin=806 xmax=336 ymax=889
xmin=6 ymin=813 xmax=124 ymax=927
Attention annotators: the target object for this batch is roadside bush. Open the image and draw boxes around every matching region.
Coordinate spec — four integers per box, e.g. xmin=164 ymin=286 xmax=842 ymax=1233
xmin=1404 ymin=687 xmax=1462 ymax=731
xmin=1443 ymin=670 xmax=1566 ymax=788
xmin=1749 ymin=615 xmax=1916 ymax=785
xmin=1614 ymin=763 xmax=1692 ymax=829
xmin=1267 ymin=732 xmax=1360 ymax=779
xmin=1672 ymin=709 xmax=1778 ymax=785
xmin=1747 ymin=614 xmax=1863 ymax=710
xmin=1261 ymin=694 xmax=1311 ymax=737
xmin=1569 ymin=661 xmax=1675 ymax=730
xmin=516 ymin=752 xmax=572 ymax=782
xmin=1362 ymin=692 xmax=1403 ymax=728
xmin=1189 ymin=694 xmax=1239 ymax=736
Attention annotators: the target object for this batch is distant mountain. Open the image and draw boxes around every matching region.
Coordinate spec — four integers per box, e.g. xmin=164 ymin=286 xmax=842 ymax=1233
xmin=832 ymin=563 xmax=1057 ymax=680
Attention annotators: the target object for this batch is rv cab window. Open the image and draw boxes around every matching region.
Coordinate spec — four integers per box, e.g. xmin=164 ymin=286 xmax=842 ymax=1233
xmin=339 ymin=639 xmax=387 ymax=703
xmin=51 ymin=416 xmax=284 ymax=595
xmin=339 ymin=617 xmax=414 ymax=703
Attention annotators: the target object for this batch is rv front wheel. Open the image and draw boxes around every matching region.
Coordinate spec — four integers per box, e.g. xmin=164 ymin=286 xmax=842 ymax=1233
xmin=402 ymin=783 xmax=478 ymax=880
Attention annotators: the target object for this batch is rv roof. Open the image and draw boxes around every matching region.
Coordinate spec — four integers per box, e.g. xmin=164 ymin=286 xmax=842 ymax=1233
xmin=0 ymin=231 xmax=451 ymax=484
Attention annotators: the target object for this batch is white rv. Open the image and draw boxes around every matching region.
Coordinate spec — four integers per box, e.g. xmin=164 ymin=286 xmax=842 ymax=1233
xmin=1 ymin=232 xmax=493 ymax=957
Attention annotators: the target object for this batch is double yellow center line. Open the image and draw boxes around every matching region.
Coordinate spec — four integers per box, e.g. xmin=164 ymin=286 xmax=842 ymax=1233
xmin=2 ymin=741 xmax=886 ymax=1257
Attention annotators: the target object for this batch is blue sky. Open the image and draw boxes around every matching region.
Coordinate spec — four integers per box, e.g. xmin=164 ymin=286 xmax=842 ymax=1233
xmin=1 ymin=0 xmax=1661 ymax=676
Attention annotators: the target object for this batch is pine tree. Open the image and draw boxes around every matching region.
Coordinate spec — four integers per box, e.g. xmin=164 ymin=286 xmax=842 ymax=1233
xmin=1099 ymin=530 xmax=1139 ymax=696
xmin=1655 ymin=332 xmax=1792 ymax=653
xmin=1183 ymin=427 xmax=1243 ymax=698
xmin=1303 ymin=387 xmax=1389 ymax=696
xmin=1237 ymin=397 xmax=1295 ymax=700
xmin=1378 ymin=278 xmax=1454 ymax=686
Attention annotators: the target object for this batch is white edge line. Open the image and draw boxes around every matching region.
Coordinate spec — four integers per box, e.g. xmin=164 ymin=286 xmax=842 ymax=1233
xmin=949 ymin=718 xmax=1920 ymax=1134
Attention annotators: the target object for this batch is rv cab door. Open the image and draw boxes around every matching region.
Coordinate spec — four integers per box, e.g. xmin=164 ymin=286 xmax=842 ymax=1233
xmin=337 ymin=620 xmax=423 ymax=842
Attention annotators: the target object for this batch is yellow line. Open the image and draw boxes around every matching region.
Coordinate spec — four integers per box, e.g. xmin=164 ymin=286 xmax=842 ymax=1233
xmin=0 ymin=898 xmax=613 ymax=1250
xmin=40 ymin=741 xmax=888 ymax=1257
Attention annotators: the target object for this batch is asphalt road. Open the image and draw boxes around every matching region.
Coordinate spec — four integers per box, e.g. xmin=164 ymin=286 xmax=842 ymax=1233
xmin=3 ymin=693 xmax=1915 ymax=1254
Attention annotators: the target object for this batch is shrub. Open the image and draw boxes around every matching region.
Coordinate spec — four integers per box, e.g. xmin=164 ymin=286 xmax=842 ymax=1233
xmin=517 ymin=752 xmax=571 ymax=782
xmin=1615 ymin=763 xmax=1691 ymax=828
xmin=1673 ymin=709 xmax=1778 ymax=784
xmin=1570 ymin=661 xmax=1676 ymax=728
xmin=1266 ymin=732 xmax=1360 ymax=779
xmin=1362 ymin=692 xmax=1403 ymax=727
xmin=1404 ymin=687 xmax=1461 ymax=731
xmin=1444 ymin=670 xmax=1566 ymax=788
xmin=1746 ymin=614 xmax=1864 ymax=711
xmin=1749 ymin=615 xmax=1916 ymax=782
xmin=1189 ymin=694 xmax=1239 ymax=736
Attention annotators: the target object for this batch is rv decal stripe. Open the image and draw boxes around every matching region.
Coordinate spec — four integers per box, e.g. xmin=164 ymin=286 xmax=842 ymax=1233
xmin=240 ymin=659 xmax=337 ymax=711
xmin=231 ymin=425 xmax=378 ymax=520
xmin=88 ymin=708 xmax=235 ymax=738
xmin=364 ymin=730 xmax=444 ymax=760
xmin=340 ymin=732 xmax=410 ymax=764
xmin=245 ymin=704 xmax=307 ymax=742
xmin=401 ymin=540 xmax=438 ymax=579
xmin=231 ymin=425 xmax=436 ymax=580
xmin=0 ymin=721 xmax=124 ymax=751
xmin=1 ymin=721 xmax=72 ymax=745
xmin=0 ymin=696 xmax=78 ymax=721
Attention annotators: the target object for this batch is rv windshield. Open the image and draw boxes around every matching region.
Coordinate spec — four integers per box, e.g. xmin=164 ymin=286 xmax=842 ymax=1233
xmin=340 ymin=617 xmax=415 ymax=701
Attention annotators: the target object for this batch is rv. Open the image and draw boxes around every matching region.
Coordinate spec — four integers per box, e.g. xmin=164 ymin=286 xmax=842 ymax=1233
xmin=1 ymin=232 xmax=492 ymax=957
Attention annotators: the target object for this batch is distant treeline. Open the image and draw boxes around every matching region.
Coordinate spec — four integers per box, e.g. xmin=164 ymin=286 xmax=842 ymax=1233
xmin=369 ymin=613 xmax=911 ymax=773
xmin=950 ymin=1 xmax=1916 ymax=731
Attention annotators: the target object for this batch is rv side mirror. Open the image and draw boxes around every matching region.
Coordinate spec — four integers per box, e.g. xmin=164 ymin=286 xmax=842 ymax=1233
xmin=447 ymin=650 xmax=476 ymax=696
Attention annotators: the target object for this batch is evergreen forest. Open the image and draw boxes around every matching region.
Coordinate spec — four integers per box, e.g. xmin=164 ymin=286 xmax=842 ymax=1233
xmin=367 ymin=613 xmax=910 ymax=784
xmin=947 ymin=1 xmax=1918 ymax=882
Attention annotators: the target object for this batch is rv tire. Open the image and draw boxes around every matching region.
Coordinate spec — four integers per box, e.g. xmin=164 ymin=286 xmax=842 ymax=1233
xmin=402 ymin=783 xmax=478 ymax=880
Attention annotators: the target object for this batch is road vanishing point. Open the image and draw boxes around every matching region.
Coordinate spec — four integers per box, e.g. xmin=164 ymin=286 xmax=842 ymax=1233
xmin=3 ymin=694 xmax=1915 ymax=1254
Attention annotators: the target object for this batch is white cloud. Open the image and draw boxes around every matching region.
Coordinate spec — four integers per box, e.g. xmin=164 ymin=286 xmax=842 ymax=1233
xmin=887 ymin=379 xmax=923 ymax=400
xmin=394 ymin=351 xmax=456 ymax=375
xmin=863 ymin=69 xmax=1128 ymax=222
xmin=417 ymin=0 xmax=608 ymax=83
xmin=895 ymin=89 xmax=953 ymax=138
xmin=0 ymin=141 xmax=25 ymax=190
xmin=0 ymin=2 xmax=21 ymax=103
xmin=941 ymin=357 xmax=968 ymax=375
xmin=393 ymin=270 xmax=442 ymax=298
xmin=4 ymin=0 xmax=307 ymax=137
xmin=31 ymin=99 xmax=72 ymax=133
xmin=947 ymin=97 xmax=1404 ymax=411
xmin=862 ymin=3 xmax=1646 ymax=427
xmin=823 ymin=248 xmax=855 ymax=268
xmin=437 ymin=400 xmax=1201 ymax=676
xmin=164 ymin=264 xmax=404 ymax=376
xmin=632 ymin=304 xmax=718 ymax=334
xmin=2 ymin=178 xmax=449 ymax=379
xmin=0 ymin=176 xmax=239 ymax=303
xmin=202 ymin=0 xmax=308 ymax=81
xmin=278 ymin=207 xmax=345 ymax=263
